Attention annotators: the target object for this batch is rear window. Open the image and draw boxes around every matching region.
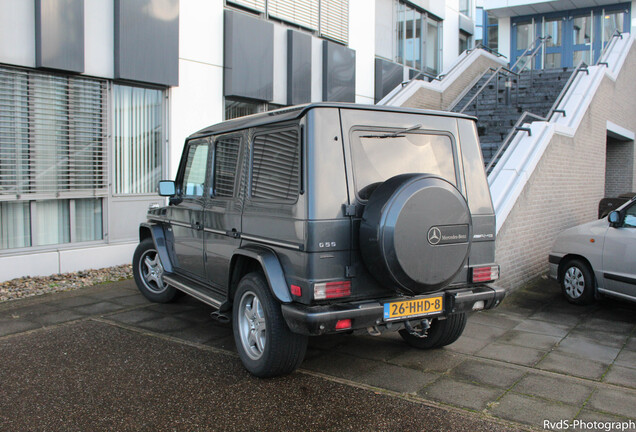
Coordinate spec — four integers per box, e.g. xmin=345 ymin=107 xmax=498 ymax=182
xmin=351 ymin=130 xmax=457 ymax=199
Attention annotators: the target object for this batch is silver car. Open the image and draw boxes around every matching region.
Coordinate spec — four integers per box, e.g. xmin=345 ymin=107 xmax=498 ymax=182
xmin=549 ymin=196 xmax=636 ymax=304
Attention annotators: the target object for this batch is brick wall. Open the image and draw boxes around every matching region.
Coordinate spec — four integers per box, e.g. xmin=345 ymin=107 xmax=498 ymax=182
xmin=401 ymin=55 xmax=503 ymax=111
xmin=495 ymin=42 xmax=636 ymax=290
xmin=605 ymin=138 xmax=635 ymax=197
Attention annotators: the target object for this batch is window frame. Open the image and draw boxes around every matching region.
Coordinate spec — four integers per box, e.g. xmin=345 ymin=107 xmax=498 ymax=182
xmin=211 ymin=133 xmax=244 ymax=200
xmin=348 ymin=127 xmax=461 ymax=203
xmin=176 ymin=138 xmax=212 ymax=200
xmin=248 ymin=124 xmax=302 ymax=205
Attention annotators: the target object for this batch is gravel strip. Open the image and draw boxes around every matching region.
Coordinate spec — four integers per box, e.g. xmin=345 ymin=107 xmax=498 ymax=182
xmin=0 ymin=265 xmax=132 ymax=302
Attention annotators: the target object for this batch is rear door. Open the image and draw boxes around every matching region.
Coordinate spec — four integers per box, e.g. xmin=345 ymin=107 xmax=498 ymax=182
xmin=168 ymin=138 xmax=209 ymax=280
xmin=603 ymin=201 xmax=636 ymax=298
xmin=204 ymin=133 xmax=244 ymax=291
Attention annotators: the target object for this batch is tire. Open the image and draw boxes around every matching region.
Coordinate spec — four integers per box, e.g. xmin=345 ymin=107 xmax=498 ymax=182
xmin=232 ymin=272 xmax=308 ymax=378
xmin=132 ymin=238 xmax=179 ymax=303
xmin=399 ymin=313 xmax=467 ymax=349
xmin=560 ymin=259 xmax=595 ymax=305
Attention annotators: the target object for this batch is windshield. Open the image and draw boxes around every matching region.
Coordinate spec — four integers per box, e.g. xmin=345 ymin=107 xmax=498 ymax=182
xmin=351 ymin=130 xmax=457 ymax=200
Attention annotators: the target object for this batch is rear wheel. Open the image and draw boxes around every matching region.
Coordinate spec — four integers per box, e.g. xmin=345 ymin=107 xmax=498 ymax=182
xmin=560 ymin=259 xmax=595 ymax=305
xmin=132 ymin=238 xmax=179 ymax=303
xmin=399 ymin=313 xmax=467 ymax=349
xmin=232 ymin=272 xmax=308 ymax=377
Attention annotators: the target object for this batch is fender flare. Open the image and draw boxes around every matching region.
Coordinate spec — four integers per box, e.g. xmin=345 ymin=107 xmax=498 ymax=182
xmin=231 ymin=245 xmax=292 ymax=303
xmin=139 ymin=222 xmax=174 ymax=273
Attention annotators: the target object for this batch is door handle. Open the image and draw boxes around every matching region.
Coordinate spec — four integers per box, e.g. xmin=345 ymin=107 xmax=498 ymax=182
xmin=226 ymin=228 xmax=240 ymax=238
xmin=194 ymin=222 xmax=203 ymax=230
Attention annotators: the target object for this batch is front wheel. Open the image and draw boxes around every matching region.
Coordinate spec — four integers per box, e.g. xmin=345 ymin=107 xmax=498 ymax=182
xmin=399 ymin=313 xmax=467 ymax=349
xmin=132 ymin=238 xmax=179 ymax=303
xmin=233 ymin=272 xmax=307 ymax=378
xmin=560 ymin=259 xmax=595 ymax=305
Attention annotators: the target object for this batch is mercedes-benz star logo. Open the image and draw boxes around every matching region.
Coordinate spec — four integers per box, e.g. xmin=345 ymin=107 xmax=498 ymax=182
xmin=427 ymin=227 xmax=441 ymax=245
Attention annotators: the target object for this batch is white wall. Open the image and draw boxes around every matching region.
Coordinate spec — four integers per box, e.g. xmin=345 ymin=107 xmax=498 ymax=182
xmin=498 ymin=16 xmax=511 ymax=59
xmin=0 ymin=0 xmax=35 ymax=67
xmin=350 ymin=0 xmax=376 ymax=104
xmin=84 ymin=0 xmax=114 ymax=78
xmin=443 ymin=1 xmax=461 ymax=71
xmin=169 ymin=0 xmax=225 ymax=178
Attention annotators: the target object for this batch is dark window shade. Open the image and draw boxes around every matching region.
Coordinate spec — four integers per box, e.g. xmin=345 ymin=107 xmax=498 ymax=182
xmin=214 ymin=136 xmax=241 ymax=197
xmin=252 ymin=129 xmax=299 ymax=201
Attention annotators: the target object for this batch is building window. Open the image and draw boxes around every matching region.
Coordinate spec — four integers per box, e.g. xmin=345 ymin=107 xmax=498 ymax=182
xmin=225 ymin=98 xmax=284 ymax=120
xmin=0 ymin=66 xmax=107 ymax=250
xmin=394 ymin=1 xmax=441 ymax=74
xmin=459 ymin=0 xmax=471 ymax=17
xmin=113 ymin=85 xmax=164 ymax=195
xmin=459 ymin=31 xmax=470 ymax=54
xmin=227 ymin=0 xmax=349 ymax=44
xmin=475 ymin=8 xmax=498 ymax=51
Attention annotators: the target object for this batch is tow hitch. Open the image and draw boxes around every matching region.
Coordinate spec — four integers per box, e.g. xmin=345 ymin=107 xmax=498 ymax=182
xmin=404 ymin=318 xmax=431 ymax=338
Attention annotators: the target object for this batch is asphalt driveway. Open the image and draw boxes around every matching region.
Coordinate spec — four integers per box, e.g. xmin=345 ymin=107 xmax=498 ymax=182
xmin=1 ymin=278 xmax=635 ymax=431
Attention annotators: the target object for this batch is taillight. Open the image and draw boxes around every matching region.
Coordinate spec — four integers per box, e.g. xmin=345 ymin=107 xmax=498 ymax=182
xmin=335 ymin=319 xmax=352 ymax=330
xmin=314 ymin=281 xmax=351 ymax=300
xmin=290 ymin=284 xmax=302 ymax=296
xmin=472 ymin=265 xmax=499 ymax=283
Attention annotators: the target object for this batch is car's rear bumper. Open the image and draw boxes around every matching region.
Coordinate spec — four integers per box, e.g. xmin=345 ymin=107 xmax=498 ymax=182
xmin=281 ymin=284 xmax=506 ymax=336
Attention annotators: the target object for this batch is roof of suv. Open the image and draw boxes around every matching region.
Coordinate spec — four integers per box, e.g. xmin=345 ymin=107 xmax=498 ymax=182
xmin=189 ymin=102 xmax=477 ymax=139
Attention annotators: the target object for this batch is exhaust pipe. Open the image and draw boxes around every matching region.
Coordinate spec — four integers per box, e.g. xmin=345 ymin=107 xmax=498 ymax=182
xmin=210 ymin=310 xmax=231 ymax=324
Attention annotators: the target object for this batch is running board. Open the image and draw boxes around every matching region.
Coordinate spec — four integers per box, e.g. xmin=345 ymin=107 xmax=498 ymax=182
xmin=163 ymin=275 xmax=224 ymax=309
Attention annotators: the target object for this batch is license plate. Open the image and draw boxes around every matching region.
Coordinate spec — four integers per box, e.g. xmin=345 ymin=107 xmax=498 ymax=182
xmin=383 ymin=296 xmax=444 ymax=321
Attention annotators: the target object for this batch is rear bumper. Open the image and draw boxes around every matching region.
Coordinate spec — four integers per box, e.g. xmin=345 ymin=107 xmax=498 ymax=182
xmin=281 ymin=284 xmax=506 ymax=336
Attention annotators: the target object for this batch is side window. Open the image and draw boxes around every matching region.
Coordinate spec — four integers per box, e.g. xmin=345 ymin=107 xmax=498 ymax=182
xmin=181 ymin=140 xmax=209 ymax=197
xmin=623 ymin=204 xmax=636 ymax=228
xmin=213 ymin=135 xmax=241 ymax=198
xmin=251 ymin=129 xmax=300 ymax=202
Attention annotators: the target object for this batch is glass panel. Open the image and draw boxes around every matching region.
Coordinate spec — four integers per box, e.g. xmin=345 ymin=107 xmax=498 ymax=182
xmin=544 ymin=18 xmax=562 ymax=47
xmin=426 ymin=18 xmax=439 ymax=74
xmin=0 ymin=68 xmax=29 ymax=196
xmin=476 ymin=8 xmax=484 ymax=27
xmin=405 ymin=8 xmax=415 ymax=68
xmin=516 ymin=22 xmax=532 ymax=51
xmin=225 ymin=98 xmax=259 ymax=120
xmin=113 ymin=85 xmax=163 ymax=195
xmin=414 ymin=12 xmax=422 ymax=70
xmin=182 ymin=141 xmax=209 ymax=197
xmin=35 ymin=199 xmax=69 ymax=246
xmin=351 ymin=132 xmax=456 ymax=199
xmin=573 ymin=50 xmax=592 ymax=65
xmin=459 ymin=32 xmax=469 ymax=53
xmin=459 ymin=0 xmax=470 ymax=16
xmin=544 ymin=53 xmax=561 ymax=69
xmin=252 ymin=129 xmax=300 ymax=201
xmin=603 ymin=11 xmax=625 ymax=41
xmin=396 ymin=2 xmax=404 ymax=64
xmin=74 ymin=198 xmax=103 ymax=242
xmin=0 ymin=201 xmax=31 ymax=249
xmin=573 ymin=15 xmax=592 ymax=45
xmin=487 ymin=26 xmax=498 ymax=51
xmin=214 ymin=136 xmax=241 ymax=198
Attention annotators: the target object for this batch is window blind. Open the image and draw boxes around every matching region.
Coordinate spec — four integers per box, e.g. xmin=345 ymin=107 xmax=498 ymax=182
xmin=320 ymin=0 xmax=349 ymax=44
xmin=228 ymin=0 xmax=266 ymax=12
xmin=0 ymin=66 xmax=107 ymax=198
xmin=268 ymin=0 xmax=319 ymax=30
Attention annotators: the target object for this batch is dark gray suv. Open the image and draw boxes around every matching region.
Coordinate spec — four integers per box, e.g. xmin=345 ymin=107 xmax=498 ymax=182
xmin=133 ymin=103 xmax=505 ymax=377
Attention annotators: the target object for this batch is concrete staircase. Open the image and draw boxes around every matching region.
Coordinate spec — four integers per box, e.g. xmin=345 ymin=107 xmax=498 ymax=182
xmin=452 ymin=68 xmax=574 ymax=165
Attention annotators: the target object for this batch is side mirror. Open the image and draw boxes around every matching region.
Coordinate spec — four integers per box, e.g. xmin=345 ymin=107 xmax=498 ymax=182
xmin=608 ymin=211 xmax=621 ymax=226
xmin=158 ymin=180 xmax=176 ymax=197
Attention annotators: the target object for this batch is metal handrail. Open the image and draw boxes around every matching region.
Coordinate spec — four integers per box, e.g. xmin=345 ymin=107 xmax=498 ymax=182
xmin=456 ymin=65 xmax=519 ymax=113
xmin=510 ymin=36 xmax=552 ymax=73
xmin=485 ymin=60 xmax=590 ymax=174
xmin=468 ymin=42 xmax=507 ymax=58
xmin=596 ymin=30 xmax=623 ymax=66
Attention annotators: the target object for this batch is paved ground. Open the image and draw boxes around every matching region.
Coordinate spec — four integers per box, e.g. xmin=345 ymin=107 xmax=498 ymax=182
xmin=1 ymin=278 xmax=635 ymax=431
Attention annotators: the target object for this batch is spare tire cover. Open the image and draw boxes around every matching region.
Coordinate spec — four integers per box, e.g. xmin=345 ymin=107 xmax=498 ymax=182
xmin=360 ymin=173 xmax=472 ymax=294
